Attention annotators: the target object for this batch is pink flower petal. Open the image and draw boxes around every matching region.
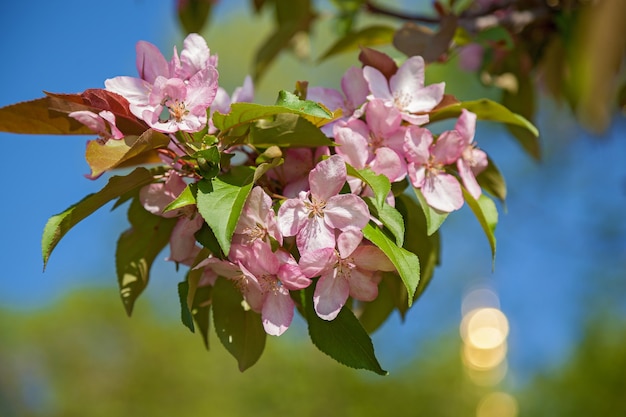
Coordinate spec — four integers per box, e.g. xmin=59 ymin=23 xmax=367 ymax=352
xmin=314 ymin=271 xmax=350 ymax=321
xmin=299 ymin=247 xmax=336 ymax=278
xmin=309 ymin=155 xmax=347 ymax=201
xmin=136 ymin=40 xmax=169 ymax=83
xmin=277 ymin=198 xmax=308 ymax=237
xmin=422 ymin=173 xmax=464 ymax=212
xmin=352 ymin=245 xmax=395 ymax=272
xmin=347 ymin=268 xmax=379 ymax=302
xmin=432 ymin=130 xmax=464 ymax=165
xmin=262 ymin=287 xmax=294 ymax=336
xmin=324 ymin=194 xmax=370 ymax=231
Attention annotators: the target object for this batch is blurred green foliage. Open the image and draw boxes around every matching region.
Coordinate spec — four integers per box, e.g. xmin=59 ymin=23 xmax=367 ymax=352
xmin=2 ymin=289 xmax=626 ymax=416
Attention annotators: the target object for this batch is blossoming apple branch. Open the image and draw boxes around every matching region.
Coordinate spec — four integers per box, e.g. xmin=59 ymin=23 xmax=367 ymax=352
xmin=0 ymin=34 xmax=537 ymax=373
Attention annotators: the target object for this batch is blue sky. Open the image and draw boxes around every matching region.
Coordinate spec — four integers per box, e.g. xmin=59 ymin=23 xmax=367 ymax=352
xmin=1 ymin=0 xmax=625 ymax=384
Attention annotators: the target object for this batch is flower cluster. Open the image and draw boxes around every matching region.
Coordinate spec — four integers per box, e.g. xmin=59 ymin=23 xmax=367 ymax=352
xmin=68 ymin=34 xmax=490 ymax=338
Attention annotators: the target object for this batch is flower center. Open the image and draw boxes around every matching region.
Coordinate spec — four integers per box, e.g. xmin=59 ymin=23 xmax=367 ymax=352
xmin=259 ymin=274 xmax=281 ymax=295
xmin=305 ymin=197 xmax=327 ymax=219
xmin=393 ymin=91 xmax=412 ymax=111
xmin=159 ymin=98 xmax=189 ymax=123
xmin=242 ymin=223 xmax=268 ymax=244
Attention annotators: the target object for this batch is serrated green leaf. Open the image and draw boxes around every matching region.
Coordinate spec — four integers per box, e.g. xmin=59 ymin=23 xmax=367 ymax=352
xmin=212 ymin=277 xmax=266 ymax=372
xmin=163 ymin=183 xmax=198 ymax=214
xmin=476 ymin=156 xmax=507 ymax=204
xmin=304 ymin=284 xmax=387 ymax=375
xmin=196 ymin=166 xmax=255 ymax=256
xmin=85 ymin=129 xmax=170 ymax=178
xmin=178 ymin=280 xmax=195 ymax=332
xmin=396 ymin=194 xmax=440 ymax=309
xmin=249 ymin=113 xmax=333 ymax=148
xmin=428 ymin=99 xmax=539 ymax=158
xmin=42 ymin=168 xmax=157 ymax=269
xmin=318 ymin=25 xmax=395 ymax=61
xmin=275 ymin=90 xmax=333 ymax=120
xmin=363 ymin=197 xmax=405 ymax=247
xmin=213 ymin=100 xmax=333 ymax=141
xmin=413 ymin=187 xmax=449 ymax=236
xmin=345 ymin=165 xmax=390 ymax=209
xmin=363 ymin=222 xmax=420 ymax=306
xmin=116 ymin=198 xmax=177 ymax=316
xmin=462 ymin=188 xmax=498 ymax=264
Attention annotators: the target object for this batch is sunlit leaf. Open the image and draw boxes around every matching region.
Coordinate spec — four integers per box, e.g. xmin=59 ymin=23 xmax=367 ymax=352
xmin=462 ymin=188 xmax=498 ymax=264
xmin=42 ymin=168 xmax=157 ymax=269
xmin=304 ymin=284 xmax=387 ymax=375
xmin=163 ymin=183 xmax=198 ymax=214
xmin=85 ymin=129 xmax=170 ymax=178
xmin=116 ymin=198 xmax=177 ymax=316
xmin=345 ymin=165 xmax=390 ymax=209
xmin=363 ymin=222 xmax=420 ymax=306
xmin=196 ymin=166 xmax=255 ymax=256
xmin=212 ymin=277 xmax=266 ymax=372
xmin=396 ymin=194 xmax=440 ymax=309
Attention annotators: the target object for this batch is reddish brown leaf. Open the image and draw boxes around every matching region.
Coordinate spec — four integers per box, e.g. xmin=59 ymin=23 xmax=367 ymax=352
xmin=0 ymin=97 xmax=93 ymax=135
xmin=393 ymin=16 xmax=457 ymax=63
xmin=358 ymin=47 xmax=398 ymax=79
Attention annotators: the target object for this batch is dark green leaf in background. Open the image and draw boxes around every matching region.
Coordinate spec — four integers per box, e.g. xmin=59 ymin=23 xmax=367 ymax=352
xmin=304 ymin=284 xmax=387 ymax=375
xmin=212 ymin=277 xmax=266 ymax=372
xmin=116 ymin=198 xmax=177 ymax=316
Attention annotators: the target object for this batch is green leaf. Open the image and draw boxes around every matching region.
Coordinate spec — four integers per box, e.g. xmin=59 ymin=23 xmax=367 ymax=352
xmin=501 ymin=73 xmax=541 ymax=160
xmin=396 ymin=194 xmax=440 ymax=309
xmin=178 ymin=280 xmax=195 ymax=332
xmin=196 ymin=166 xmax=255 ymax=256
xmin=345 ymin=165 xmax=390 ymax=209
xmin=185 ymin=254 xmax=213 ymax=349
xmin=213 ymin=100 xmax=333 ymax=140
xmin=116 ymin=198 xmax=177 ymax=316
xmin=193 ymin=146 xmax=221 ymax=180
xmin=275 ymin=90 xmax=334 ymax=121
xmin=0 ymin=97 xmax=94 ymax=135
xmin=363 ymin=197 xmax=405 ymax=247
xmin=428 ymin=99 xmax=539 ymax=158
xmin=249 ymin=113 xmax=333 ymax=148
xmin=304 ymin=284 xmax=387 ymax=375
xmin=363 ymin=222 xmax=420 ymax=306
xmin=413 ymin=187 xmax=449 ymax=235
xmin=476 ymin=156 xmax=507 ymax=204
xmin=212 ymin=277 xmax=266 ymax=372
xmin=163 ymin=183 xmax=198 ymax=214
xmin=177 ymin=0 xmax=213 ymax=34
xmin=42 ymin=168 xmax=156 ymax=269
xmin=462 ymin=188 xmax=498 ymax=264
xmin=318 ymin=25 xmax=395 ymax=61
xmin=194 ymin=222 xmax=224 ymax=258
xmin=85 ymin=129 xmax=170 ymax=178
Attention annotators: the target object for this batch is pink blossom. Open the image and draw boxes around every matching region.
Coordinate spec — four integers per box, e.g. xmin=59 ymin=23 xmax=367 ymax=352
xmin=267 ymin=147 xmax=329 ymax=198
xmin=139 ymin=172 xmax=188 ymax=218
xmin=233 ymin=186 xmax=282 ymax=246
xmin=105 ymin=34 xmax=219 ymax=133
xmin=308 ymin=66 xmax=369 ymax=135
xmin=363 ymin=56 xmax=444 ymax=125
xmin=230 ymin=241 xmax=309 ymax=336
xmin=455 ymin=110 xmax=488 ymax=200
xmin=299 ymin=235 xmax=395 ymax=320
xmin=404 ymin=126 xmax=465 ymax=212
xmin=277 ymin=155 xmax=370 ymax=254
xmin=333 ymin=99 xmax=407 ymax=190
xmin=167 ymin=214 xmax=204 ymax=266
